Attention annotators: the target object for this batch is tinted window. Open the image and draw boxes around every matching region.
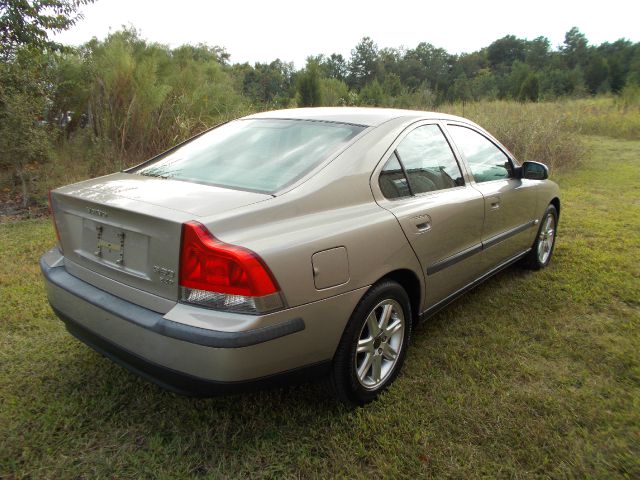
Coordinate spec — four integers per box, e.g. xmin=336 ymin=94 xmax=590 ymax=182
xmin=396 ymin=125 xmax=463 ymax=194
xmin=448 ymin=125 xmax=511 ymax=183
xmin=136 ymin=119 xmax=364 ymax=193
xmin=379 ymin=152 xmax=411 ymax=199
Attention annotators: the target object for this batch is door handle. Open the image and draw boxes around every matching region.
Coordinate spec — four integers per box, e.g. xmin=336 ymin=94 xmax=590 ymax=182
xmin=489 ymin=196 xmax=501 ymax=210
xmin=415 ymin=221 xmax=431 ymax=232
xmin=410 ymin=214 xmax=432 ymax=234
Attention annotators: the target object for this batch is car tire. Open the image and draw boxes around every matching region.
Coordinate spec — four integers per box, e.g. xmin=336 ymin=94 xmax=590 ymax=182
xmin=522 ymin=204 xmax=558 ymax=270
xmin=330 ymin=280 xmax=412 ymax=406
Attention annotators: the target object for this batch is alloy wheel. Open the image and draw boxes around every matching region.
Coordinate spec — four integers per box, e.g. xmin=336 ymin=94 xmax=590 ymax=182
xmin=354 ymin=299 xmax=405 ymax=390
xmin=537 ymin=213 xmax=556 ymax=264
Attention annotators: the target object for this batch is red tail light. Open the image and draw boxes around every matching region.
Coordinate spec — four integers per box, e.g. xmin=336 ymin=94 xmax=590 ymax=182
xmin=179 ymin=221 xmax=283 ymax=314
xmin=48 ymin=190 xmax=63 ymax=251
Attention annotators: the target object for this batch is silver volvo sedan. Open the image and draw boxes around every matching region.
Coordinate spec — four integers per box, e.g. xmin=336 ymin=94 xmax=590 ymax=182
xmin=41 ymin=108 xmax=560 ymax=405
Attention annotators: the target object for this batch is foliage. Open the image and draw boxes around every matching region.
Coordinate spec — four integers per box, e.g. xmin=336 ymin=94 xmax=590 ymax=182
xmin=320 ymin=77 xmax=350 ymax=106
xmin=238 ymin=58 xmax=294 ymax=106
xmin=487 ymin=34 xmax=526 ymax=70
xmin=317 ymin=53 xmax=348 ymax=81
xmin=519 ymin=73 xmax=540 ymax=101
xmin=617 ymin=81 xmax=640 ymax=110
xmin=0 ymin=0 xmax=94 ymax=58
xmin=0 ymin=49 xmax=52 ymax=206
xmin=348 ymin=36 xmax=379 ymax=90
xmin=312 ymin=29 xmax=637 ymax=105
xmin=562 ymin=27 xmax=589 ymax=69
xmin=39 ymin=27 xmax=249 ymax=170
xmin=0 ymin=0 xmax=95 ymax=206
xmin=359 ymin=79 xmax=384 ymax=106
xmin=297 ymin=59 xmax=322 ymax=107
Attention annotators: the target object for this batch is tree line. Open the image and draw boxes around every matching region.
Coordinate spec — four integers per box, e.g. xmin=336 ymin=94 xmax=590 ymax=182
xmin=269 ymin=29 xmax=639 ymax=106
xmin=19 ymin=27 xmax=640 ymax=143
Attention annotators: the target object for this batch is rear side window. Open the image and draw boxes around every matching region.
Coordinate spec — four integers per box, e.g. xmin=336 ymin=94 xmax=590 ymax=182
xmin=447 ymin=125 xmax=512 ymax=183
xmin=379 ymin=152 xmax=411 ymax=199
xmin=135 ymin=119 xmax=365 ymax=193
xmin=395 ymin=125 xmax=464 ymax=194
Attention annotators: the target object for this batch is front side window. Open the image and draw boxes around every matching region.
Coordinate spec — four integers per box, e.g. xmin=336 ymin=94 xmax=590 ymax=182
xmin=447 ymin=125 xmax=512 ymax=183
xmin=395 ymin=125 xmax=464 ymax=194
xmin=136 ymin=119 xmax=365 ymax=193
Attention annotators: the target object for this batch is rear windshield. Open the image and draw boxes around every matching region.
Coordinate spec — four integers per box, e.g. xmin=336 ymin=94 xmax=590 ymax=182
xmin=135 ymin=119 xmax=365 ymax=193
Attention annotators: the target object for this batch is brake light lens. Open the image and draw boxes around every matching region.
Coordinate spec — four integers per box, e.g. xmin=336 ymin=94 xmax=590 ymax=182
xmin=179 ymin=221 xmax=284 ymax=314
xmin=48 ymin=190 xmax=63 ymax=253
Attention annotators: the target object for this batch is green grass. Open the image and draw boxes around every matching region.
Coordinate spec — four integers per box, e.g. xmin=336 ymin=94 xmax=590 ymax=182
xmin=1 ymin=136 xmax=639 ymax=479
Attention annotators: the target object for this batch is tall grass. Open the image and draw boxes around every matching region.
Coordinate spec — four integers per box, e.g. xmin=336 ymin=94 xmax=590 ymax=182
xmin=561 ymin=94 xmax=640 ymax=140
xmin=437 ymin=93 xmax=640 ymax=173
xmin=437 ymin=101 xmax=586 ymax=172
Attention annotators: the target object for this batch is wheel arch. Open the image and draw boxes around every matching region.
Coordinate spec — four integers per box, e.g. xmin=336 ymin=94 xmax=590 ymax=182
xmin=378 ymin=268 xmax=422 ymax=326
xmin=550 ymin=197 xmax=561 ymax=219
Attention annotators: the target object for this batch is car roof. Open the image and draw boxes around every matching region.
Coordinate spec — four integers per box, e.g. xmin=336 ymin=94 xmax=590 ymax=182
xmin=244 ymin=107 xmax=466 ymax=127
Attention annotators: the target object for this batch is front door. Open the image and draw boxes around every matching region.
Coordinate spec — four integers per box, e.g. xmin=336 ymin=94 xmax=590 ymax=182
xmin=445 ymin=124 xmax=538 ymax=269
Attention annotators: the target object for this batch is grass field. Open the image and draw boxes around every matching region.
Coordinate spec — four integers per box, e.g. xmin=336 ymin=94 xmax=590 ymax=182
xmin=1 ymin=136 xmax=639 ymax=478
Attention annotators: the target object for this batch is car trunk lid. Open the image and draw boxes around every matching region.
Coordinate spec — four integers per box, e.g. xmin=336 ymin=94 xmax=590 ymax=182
xmin=50 ymin=173 xmax=271 ymax=302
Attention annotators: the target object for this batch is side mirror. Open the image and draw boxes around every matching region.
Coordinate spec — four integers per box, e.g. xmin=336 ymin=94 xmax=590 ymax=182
xmin=521 ymin=161 xmax=549 ymax=180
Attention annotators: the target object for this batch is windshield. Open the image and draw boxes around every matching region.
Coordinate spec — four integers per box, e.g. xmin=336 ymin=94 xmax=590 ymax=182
xmin=135 ymin=119 xmax=365 ymax=193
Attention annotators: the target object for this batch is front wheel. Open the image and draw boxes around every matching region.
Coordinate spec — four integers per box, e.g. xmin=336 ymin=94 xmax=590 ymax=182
xmin=331 ymin=280 xmax=412 ymax=406
xmin=522 ymin=204 xmax=558 ymax=270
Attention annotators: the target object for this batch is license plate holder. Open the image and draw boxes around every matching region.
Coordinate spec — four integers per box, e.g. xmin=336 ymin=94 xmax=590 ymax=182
xmin=94 ymin=223 xmax=126 ymax=265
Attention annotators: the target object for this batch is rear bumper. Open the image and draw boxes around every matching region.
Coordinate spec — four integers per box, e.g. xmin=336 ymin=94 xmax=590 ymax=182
xmin=55 ymin=307 xmax=329 ymax=396
xmin=40 ymin=248 xmax=365 ymax=394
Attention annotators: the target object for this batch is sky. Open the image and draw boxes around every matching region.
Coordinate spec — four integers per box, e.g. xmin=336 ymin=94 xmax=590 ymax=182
xmin=53 ymin=0 xmax=640 ymax=68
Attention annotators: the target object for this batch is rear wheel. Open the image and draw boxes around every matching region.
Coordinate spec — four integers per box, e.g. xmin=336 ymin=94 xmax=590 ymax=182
xmin=331 ymin=280 xmax=412 ymax=406
xmin=522 ymin=204 xmax=558 ymax=270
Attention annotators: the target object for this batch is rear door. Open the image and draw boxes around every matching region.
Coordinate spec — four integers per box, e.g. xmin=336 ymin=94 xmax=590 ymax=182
xmin=372 ymin=122 xmax=485 ymax=308
xmin=444 ymin=123 xmax=538 ymax=269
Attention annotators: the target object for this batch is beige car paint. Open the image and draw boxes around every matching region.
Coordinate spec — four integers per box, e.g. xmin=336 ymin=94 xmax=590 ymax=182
xmin=43 ymin=107 xmax=561 ymax=386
